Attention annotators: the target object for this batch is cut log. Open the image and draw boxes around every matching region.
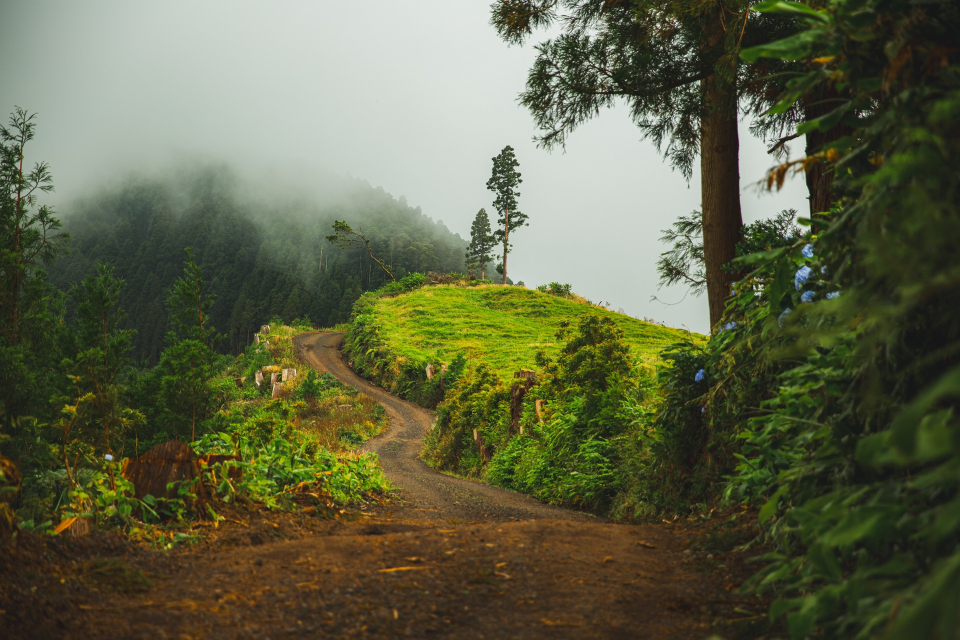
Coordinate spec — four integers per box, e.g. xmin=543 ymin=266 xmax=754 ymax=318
xmin=121 ymin=441 xmax=201 ymax=502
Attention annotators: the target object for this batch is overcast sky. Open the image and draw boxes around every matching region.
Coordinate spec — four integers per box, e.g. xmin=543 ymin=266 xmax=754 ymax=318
xmin=1 ymin=1 xmax=808 ymax=334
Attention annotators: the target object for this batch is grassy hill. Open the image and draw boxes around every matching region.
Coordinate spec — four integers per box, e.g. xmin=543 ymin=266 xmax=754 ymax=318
xmin=355 ymin=284 xmax=697 ymax=379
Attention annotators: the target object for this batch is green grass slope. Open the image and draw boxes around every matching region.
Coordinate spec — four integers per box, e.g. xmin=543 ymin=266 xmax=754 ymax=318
xmin=367 ymin=285 xmax=696 ymax=378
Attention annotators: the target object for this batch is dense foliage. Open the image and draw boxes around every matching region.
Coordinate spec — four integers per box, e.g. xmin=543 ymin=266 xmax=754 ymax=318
xmin=49 ymin=165 xmax=467 ymax=362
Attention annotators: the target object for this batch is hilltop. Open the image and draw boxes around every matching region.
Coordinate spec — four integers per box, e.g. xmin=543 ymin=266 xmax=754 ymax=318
xmin=355 ymin=284 xmax=695 ymax=379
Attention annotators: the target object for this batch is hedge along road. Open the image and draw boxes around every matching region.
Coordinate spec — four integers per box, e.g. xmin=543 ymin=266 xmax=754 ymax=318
xmin=293 ymin=331 xmax=582 ymax=523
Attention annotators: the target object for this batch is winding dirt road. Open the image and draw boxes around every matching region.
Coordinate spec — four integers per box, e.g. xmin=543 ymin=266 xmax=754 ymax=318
xmin=294 ymin=332 xmax=583 ymax=523
xmin=3 ymin=333 xmax=759 ymax=640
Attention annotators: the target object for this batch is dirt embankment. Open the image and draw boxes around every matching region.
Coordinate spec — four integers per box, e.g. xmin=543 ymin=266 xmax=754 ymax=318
xmin=2 ymin=332 xmax=766 ymax=640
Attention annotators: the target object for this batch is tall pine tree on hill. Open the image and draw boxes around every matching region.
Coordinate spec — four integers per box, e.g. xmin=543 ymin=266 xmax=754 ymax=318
xmin=489 ymin=0 xmax=779 ymax=327
xmin=486 ymin=146 xmax=526 ymax=285
xmin=465 ymin=208 xmax=495 ymax=280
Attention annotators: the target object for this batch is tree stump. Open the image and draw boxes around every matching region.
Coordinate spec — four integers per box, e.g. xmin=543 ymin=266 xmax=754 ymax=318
xmin=255 ymin=371 xmax=264 ymax=387
xmin=425 ymin=363 xmax=435 ymax=381
xmin=510 ymin=377 xmax=536 ymax=434
xmin=260 ymin=324 xmax=271 ymax=334
xmin=121 ymin=441 xmax=201 ymax=502
xmin=272 ymin=382 xmax=282 ymax=399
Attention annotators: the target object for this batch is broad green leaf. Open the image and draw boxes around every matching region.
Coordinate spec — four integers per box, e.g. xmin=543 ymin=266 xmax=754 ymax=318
xmin=741 ymin=30 xmax=823 ymax=63
xmin=752 ymin=0 xmax=830 ymax=23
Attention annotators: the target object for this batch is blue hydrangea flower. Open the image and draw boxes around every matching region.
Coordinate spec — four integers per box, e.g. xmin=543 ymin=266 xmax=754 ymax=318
xmin=821 ymin=266 xmax=828 ymax=276
xmin=795 ymin=266 xmax=813 ymax=290
xmin=826 ymin=291 xmax=841 ymax=300
xmin=105 ymin=453 xmax=114 ymax=462
xmin=723 ymin=321 xmax=738 ymax=331
xmin=802 ymin=244 xmax=814 ymax=258
xmin=778 ymin=307 xmax=792 ymax=327
xmin=694 ymin=369 xmax=705 ymax=383
xmin=800 ymin=291 xmax=815 ymax=304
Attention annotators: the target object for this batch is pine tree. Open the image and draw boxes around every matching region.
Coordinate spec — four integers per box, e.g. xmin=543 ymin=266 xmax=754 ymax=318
xmin=465 ymin=208 xmax=496 ymax=279
xmin=490 ymin=1 xmax=756 ymax=326
xmin=486 ymin=146 xmax=527 ymax=285
xmin=157 ymin=249 xmax=221 ymax=442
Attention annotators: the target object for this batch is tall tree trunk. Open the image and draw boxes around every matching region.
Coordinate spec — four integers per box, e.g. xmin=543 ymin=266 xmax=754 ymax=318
xmin=803 ymin=86 xmax=849 ymax=224
xmin=502 ymin=206 xmax=510 ymax=285
xmin=700 ymin=74 xmax=743 ymax=330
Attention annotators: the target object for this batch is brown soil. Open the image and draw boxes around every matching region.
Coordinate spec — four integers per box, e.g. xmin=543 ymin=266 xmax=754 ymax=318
xmin=1 ymin=332 xmax=769 ymax=639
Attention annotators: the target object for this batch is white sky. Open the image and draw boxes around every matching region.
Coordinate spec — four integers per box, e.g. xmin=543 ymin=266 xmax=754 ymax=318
xmin=0 ymin=1 xmax=808 ymax=334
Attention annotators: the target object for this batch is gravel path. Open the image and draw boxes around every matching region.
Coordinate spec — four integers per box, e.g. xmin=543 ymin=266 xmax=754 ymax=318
xmin=294 ymin=332 xmax=588 ymax=523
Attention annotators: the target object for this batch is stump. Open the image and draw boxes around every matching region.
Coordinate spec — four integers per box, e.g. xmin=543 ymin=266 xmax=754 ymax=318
xmin=255 ymin=371 xmax=264 ymax=387
xmin=425 ymin=363 xmax=435 ymax=381
xmin=510 ymin=377 xmax=536 ymax=434
xmin=513 ymin=369 xmax=538 ymax=383
xmin=260 ymin=324 xmax=271 ymax=334
xmin=272 ymin=382 xmax=282 ymax=399
xmin=121 ymin=441 xmax=201 ymax=502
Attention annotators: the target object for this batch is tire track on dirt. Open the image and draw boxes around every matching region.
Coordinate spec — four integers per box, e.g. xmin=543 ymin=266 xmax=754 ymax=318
xmin=294 ymin=332 xmax=588 ymax=523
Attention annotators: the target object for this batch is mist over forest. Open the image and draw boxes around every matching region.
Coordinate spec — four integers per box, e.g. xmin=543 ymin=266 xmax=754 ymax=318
xmin=50 ymin=163 xmax=467 ymax=362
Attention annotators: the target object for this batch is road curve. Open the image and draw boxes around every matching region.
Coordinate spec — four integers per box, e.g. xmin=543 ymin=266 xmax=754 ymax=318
xmin=293 ymin=331 xmax=587 ymax=523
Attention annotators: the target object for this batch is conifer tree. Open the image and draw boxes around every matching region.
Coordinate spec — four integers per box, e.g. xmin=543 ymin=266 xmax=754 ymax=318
xmin=486 ymin=146 xmax=526 ymax=285
xmin=465 ymin=208 xmax=496 ymax=279
xmin=157 ymin=249 xmax=221 ymax=442
xmin=490 ymin=1 xmax=757 ymax=326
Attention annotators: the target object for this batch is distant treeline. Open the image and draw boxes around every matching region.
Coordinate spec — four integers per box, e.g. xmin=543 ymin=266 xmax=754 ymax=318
xmin=50 ymin=165 xmax=466 ymax=362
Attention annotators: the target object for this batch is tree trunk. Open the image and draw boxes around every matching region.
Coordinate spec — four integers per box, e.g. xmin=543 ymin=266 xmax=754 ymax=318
xmin=803 ymin=86 xmax=849 ymax=225
xmin=700 ymin=74 xmax=743 ymax=330
xmin=502 ymin=206 xmax=510 ymax=285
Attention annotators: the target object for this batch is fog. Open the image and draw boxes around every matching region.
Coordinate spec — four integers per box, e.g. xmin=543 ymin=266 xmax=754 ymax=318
xmin=0 ymin=1 xmax=808 ymax=334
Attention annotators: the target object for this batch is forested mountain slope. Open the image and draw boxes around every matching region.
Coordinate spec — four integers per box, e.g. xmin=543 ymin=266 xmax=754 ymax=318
xmin=50 ymin=164 xmax=466 ymax=362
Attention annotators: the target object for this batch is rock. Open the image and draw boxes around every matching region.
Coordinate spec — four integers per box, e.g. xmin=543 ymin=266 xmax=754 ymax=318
xmin=121 ymin=441 xmax=201 ymax=503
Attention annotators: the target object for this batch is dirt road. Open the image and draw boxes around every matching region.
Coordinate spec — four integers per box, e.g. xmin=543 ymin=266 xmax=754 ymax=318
xmin=294 ymin=332 xmax=583 ymax=523
xmin=3 ymin=333 xmax=763 ymax=640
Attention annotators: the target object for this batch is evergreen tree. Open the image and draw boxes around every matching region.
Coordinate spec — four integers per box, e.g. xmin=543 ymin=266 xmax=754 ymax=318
xmin=0 ymin=107 xmax=69 ymax=443
xmin=156 ymin=249 xmax=221 ymax=442
xmin=486 ymin=146 xmax=526 ymax=285
xmin=489 ymin=1 xmax=786 ymax=326
xmin=60 ymin=262 xmax=141 ymax=460
xmin=465 ymin=209 xmax=495 ymax=279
